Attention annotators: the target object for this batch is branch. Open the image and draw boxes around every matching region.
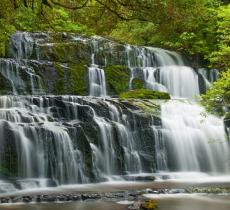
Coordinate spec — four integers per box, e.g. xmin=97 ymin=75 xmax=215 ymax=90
xmin=94 ymin=0 xmax=132 ymax=20
xmin=49 ymin=0 xmax=89 ymax=10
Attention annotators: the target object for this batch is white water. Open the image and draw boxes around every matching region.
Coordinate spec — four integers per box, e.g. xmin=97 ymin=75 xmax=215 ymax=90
xmin=88 ymin=65 xmax=107 ymax=97
xmin=88 ymin=38 xmax=107 ymax=97
xmin=158 ymin=100 xmax=230 ymax=173
xmin=0 ymin=32 xmax=229 ymax=194
xmin=124 ymin=45 xmax=218 ymax=99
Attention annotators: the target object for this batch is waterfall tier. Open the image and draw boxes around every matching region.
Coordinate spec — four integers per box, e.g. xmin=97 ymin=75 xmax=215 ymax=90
xmin=0 ymin=32 xmax=218 ymax=98
xmin=0 ymin=32 xmax=228 ymax=193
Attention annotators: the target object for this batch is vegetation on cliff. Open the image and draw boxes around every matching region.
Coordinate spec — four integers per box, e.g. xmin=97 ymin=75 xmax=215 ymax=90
xmin=201 ymin=69 xmax=230 ymax=117
xmin=104 ymin=65 xmax=130 ymax=95
xmin=0 ymin=0 xmax=229 ymax=71
xmin=119 ymin=89 xmax=170 ymax=100
xmin=0 ymin=0 xmax=229 ymax=113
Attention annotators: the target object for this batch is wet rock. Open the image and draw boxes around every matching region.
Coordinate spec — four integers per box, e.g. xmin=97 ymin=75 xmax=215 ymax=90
xmin=168 ymin=189 xmax=186 ymax=194
xmin=11 ymin=196 xmax=22 ymax=203
xmin=81 ymin=193 xmax=101 ymax=200
xmin=22 ymin=196 xmax=33 ymax=203
xmin=143 ymin=189 xmax=155 ymax=194
xmin=36 ymin=195 xmax=42 ymax=202
xmin=128 ymin=201 xmax=141 ymax=210
xmin=41 ymin=195 xmax=56 ymax=202
xmin=0 ymin=197 xmax=10 ymax=203
xmin=71 ymin=194 xmax=81 ymax=201
xmin=56 ymin=195 xmax=68 ymax=202
xmin=123 ymin=175 xmax=156 ymax=182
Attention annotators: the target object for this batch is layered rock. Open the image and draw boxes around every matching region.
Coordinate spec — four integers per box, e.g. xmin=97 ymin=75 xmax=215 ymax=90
xmin=0 ymin=31 xmax=218 ymax=97
xmin=0 ymin=95 xmax=161 ymax=188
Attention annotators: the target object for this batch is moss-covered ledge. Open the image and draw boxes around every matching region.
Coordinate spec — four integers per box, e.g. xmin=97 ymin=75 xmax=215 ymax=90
xmin=53 ymin=62 xmax=87 ymax=95
xmin=104 ymin=65 xmax=130 ymax=95
xmin=119 ymin=89 xmax=170 ymax=100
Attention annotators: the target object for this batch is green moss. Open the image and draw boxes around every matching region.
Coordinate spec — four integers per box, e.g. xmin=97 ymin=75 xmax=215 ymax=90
xmin=53 ymin=62 xmax=87 ymax=95
xmin=40 ymin=42 xmax=90 ymax=64
xmin=132 ymin=78 xmax=145 ymax=89
xmin=0 ymin=75 xmax=11 ymax=94
xmin=134 ymin=101 xmax=160 ymax=115
xmin=68 ymin=62 xmax=87 ymax=95
xmin=104 ymin=65 xmax=130 ymax=95
xmin=120 ymin=99 xmax=161 ymax=116
xmin=119 ymin=89 xmax=170 ymax=100
xmin=48 ymin=43 xmax=76 ymax=62
xmin=225 ymin=112 xmax=230 ymax=119
xmin=53 ymin=63 xmax=65 ymax=94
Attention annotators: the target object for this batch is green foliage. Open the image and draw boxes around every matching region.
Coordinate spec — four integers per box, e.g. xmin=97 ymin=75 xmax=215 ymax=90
xmin=208 ymin=5 xmax=230 ymax=70
xmin=42 ymin=8 xmax=92 ymax=34
xmin=0 ymin=20 xmax=15 ymax=57
xmin=201 ymin=69 xmax=230 ymax=116
xmin=13 ymin=8 xmax=38 ymax=31
xmin=119 ymin=89 xmax=170 ymax=100
xmin=108 ymin=0 xmax=224 ymax=67
xmin=0 ymin=0 xmax=229 ymax=70
xmin=110 ymin=20 xmax=156 ymax=45
xmin=202 ymin=5 xmax=230 ymax=117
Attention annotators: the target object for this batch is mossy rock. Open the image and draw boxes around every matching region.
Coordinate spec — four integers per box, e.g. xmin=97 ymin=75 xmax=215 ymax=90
xmin=0 ymin=74 xmax=12 ymax=95
xmin=104 ymin=65 xmax=130 ymax=95
xmin=191 ymin=187 xmax=230 ymax=194
xmin=132 ymin=78 xmax=145 ymax=89
xmin=128 ymin=100 xmax=161 ymax=115
xmin=119 ymin=89 xmax=170 ymax=100
xmin=225 ymin=112 xmax=230 ymax=119
xmin=0 ymin=122 xmax=19 ymax=177
xmin=39 ymin=42 xmax=91 ymax=64
xmin=53 ymin=62 xmax=87 ymax=95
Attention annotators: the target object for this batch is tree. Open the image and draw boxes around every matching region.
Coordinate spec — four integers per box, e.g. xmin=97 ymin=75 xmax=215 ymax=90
xmin=208 ymin=4 xmax=230 ymax=70
xmin=202 ymin=69 xmax=230 ymax=117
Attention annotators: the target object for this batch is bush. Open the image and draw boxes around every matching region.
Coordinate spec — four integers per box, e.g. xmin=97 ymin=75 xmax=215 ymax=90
xmin=201 ymin=69 xmax=230 ymax=116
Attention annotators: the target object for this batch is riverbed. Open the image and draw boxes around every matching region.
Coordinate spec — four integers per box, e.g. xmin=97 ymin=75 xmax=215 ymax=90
xmin=1 ymin=174 xmax=230 ymax=210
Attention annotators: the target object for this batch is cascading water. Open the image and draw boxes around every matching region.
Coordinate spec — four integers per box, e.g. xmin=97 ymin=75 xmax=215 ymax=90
xmin=125 ymin=45 xmax=204 ymax=98
xmin=123 ymin=44 xmax=229 ymax=176
xmin=159 ymin=100 xmax=229 ymax=173
xmin=0 ymin=32 xmax=228 ymax=193
xmin=0 ymin=32 xmax=44 ymax=95
xmin=88 ymin=37 xmax=107 ymax=97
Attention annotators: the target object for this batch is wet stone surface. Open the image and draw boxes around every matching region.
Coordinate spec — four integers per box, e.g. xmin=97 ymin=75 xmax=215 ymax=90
xmin=0 ymin=188 xmax=189 ymax=204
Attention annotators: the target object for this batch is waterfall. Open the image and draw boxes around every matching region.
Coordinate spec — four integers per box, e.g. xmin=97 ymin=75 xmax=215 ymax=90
xmin=88 ymin=66 xmax=107 ymax=97
xmin=0 ymin=96 xmax=87 ymax=186
xmin=0 ymin=32 xmax=228 ymax=193
xmin=158 ymin=100 xmax=230 ymax=173
xmin=0 ymin=95 xmax=158 ymax=191
xmin=88 ymin=37 xmax=107 ymax=97
xmin=124 ymin=45 xmax=220 ymax=98
xmin=0 ymin=32 xmax=44 ymax=95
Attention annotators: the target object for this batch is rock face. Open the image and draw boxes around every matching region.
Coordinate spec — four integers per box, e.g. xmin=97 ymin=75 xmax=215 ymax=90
xmin=0 ymin=95 xmax=161 ymax=189
xmin=0 ymin=32 xmax=228 ymax=194
xmin=0 ymin=31 xmax=218 ymax=97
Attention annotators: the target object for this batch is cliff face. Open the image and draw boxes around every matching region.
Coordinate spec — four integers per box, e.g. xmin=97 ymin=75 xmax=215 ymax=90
xmin=1 ymin=32 xmax=133 ymax=96
xmin=0 ymin=32 xmax=228 ymax=193
xmin=1 ymin=31 xmax=216 ymax=97
xmin=0 ymin=95 xmax=161 ymax=185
